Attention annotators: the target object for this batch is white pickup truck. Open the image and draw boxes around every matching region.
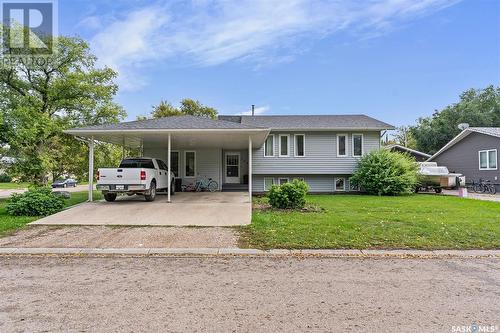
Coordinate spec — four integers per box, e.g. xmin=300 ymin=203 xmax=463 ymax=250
xmin=97 ymin=158 xmax=175 ymax=202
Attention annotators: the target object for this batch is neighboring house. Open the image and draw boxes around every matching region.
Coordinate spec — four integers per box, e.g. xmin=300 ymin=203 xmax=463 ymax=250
xmin=428 ymin=127 xmax=499 ymax=188
xmin=65 ymin=114 xmax=394 ymax=194
xmin=384 ymin=144 xmax=431 ymax=162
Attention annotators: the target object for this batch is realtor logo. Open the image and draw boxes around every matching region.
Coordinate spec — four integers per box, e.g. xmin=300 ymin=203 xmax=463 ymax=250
xmin=1 ymin=0 xmax=57 ymax=55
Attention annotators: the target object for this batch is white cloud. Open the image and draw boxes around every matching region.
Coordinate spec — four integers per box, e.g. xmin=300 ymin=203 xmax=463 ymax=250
xmin=88 ymin=0 xmax=460 ymax=91
xmin=239 ymin=105 xmax=270 ymax=115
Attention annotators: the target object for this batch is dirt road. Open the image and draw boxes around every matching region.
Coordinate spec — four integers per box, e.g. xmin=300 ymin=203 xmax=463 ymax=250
xmin=0 ymin=256 xmax=498 ymax=332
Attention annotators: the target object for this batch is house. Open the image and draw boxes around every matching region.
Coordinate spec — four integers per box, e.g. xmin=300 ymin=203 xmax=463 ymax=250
xmin=428 ymin=127 xmax=499 ymax=188
xmin=65 ymin=114 xmax=394 ymax=199
xmin=384 ymin=144 xmax=431 ymax=162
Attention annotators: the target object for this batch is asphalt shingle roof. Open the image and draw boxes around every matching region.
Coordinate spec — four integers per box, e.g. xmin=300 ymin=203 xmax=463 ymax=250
xmin=69 ymin=115 xmax=265 ymax=131
xmin=69 ymin=114 xmax=394 ymax=132
xmin=219 ymin=115 xmax=394 ymax=130
xmin=468 ymin=127 xmax=500 ymax=138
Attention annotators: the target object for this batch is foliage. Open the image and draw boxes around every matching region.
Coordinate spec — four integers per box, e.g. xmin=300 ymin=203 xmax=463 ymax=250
xmin=0 ymin=33 xmax=125 ymax=184
xmin=241 ymin=195 xmax=500 ymax=249
xmin=391 ymin=126 xmax=417 ymax=149
xmin=268 ymin=179 xmax=309 ymax=209
xmin=6 ymin=187 xmax=65 ymax=216
xmin=0 ymin=191 xmax=102 ymax=236
xmin=350 ymin=150 xmax=419 ymax=196
xmin=147 ymin=98 xmax=218 ymax=119
xmin=0 ymin=174 xmax=12 ymax=183
xmin=410 ymin=85 xmax=500 ymax=154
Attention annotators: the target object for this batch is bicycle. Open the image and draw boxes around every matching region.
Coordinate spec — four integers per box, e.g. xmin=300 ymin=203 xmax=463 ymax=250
xmin=467 ymin=180 xmax=497 ymax=195
xmin=195 ymin=177 xmax=218 ymax=192
xmin=480 ymin=180 xmax=497 ymax=195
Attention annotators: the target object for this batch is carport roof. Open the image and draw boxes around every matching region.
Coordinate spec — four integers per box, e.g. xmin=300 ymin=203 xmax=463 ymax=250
xmin=68 ymin=115 xmax=266 ymax=131
xmin=64 ymin=115 xmax=270 ymax=149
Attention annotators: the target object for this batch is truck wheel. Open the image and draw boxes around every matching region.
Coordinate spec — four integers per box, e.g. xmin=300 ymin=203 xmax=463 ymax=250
xmin=434 ymin=188 xmax=442 ymax=194
xmin=104 ymin=193 xmax=117 ymax=202
xmin=145 ymin=182 xmax=156 ymax=202
xmin=170 ymin=180 xmax=175 ymax=195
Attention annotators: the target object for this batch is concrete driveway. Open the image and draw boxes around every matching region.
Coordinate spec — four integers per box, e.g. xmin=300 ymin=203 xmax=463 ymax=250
xmin=30 ymin=192 xmax=251 ymax=226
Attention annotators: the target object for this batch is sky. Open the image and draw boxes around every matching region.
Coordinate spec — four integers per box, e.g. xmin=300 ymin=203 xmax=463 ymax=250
xmin=58 ymin=0 xmax=500 ymax=126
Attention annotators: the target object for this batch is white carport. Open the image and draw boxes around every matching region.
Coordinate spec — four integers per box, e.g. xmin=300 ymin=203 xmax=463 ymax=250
xmin=64 ymin=116 xmax=270 ymax=203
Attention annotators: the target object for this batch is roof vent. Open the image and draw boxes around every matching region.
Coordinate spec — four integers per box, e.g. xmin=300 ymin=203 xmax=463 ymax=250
xmin=251 ymin=105 xmax=255 ymax=116
xmin=458 ymin=123 xmax=469 ymax=130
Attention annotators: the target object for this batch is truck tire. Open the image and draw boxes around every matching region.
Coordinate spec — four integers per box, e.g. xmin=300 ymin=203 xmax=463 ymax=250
xmin=145 ymin=181 xmax=156 ymax=202
xmin=170 ymin=179 xmax=175 ymax=195
xmin=104 ymin=193 xmax=117 ymax=202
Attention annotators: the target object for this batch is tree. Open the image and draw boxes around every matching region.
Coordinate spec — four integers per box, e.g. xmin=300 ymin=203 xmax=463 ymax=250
xmin=179 ymin=98 xmax=217 ymax=119
xmin=148 ymin=98 xmax=218 ymax=119
xmin=151 ymin=100 xmax=182 ymax=118
xmin=392 ymin=126 xmax=417 ymax=149
xmin=410 ymin=86 xmax=500 ymax=154
xmin=1 ymin=35 xmax=126 ymax=184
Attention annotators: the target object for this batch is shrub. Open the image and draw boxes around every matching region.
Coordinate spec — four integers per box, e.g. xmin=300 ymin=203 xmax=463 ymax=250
xmin=6 ymin=187 xmax=65 ymax=216
xmin=350 ymin=150 xmax=419 ymax=196
xmin=268 ymin=179 xmax=309 ymax=209
xmin=0 ymin=173 xmax=12 ymax=183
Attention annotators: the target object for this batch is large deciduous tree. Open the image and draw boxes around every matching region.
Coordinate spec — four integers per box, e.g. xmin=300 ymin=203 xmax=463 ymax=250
xmin=1 ymin=35 xmax=126 ymax=183
xmin=147 ymin=98 xmax=217 ymax=119
xmin=410 ymin=86 xmax=500 ymax=154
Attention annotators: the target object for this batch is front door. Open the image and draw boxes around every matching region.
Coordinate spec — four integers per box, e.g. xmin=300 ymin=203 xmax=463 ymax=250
xmin=225 ymin=152 xmax=240 ymax=184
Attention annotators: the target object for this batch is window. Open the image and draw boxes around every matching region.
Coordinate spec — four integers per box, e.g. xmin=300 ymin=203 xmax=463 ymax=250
xmin=337 ymin=134 xmax=347 ymax=157
xmin=479 ymin=149 xmax=497 ymax=170
xmin=349 ymin=178 xmax=360 ymax=191
xmin=157 ymin=159 xmax=168 ymax=170
xmin=279 ymin=135 xmax=290 ymax=157
xmin=293 ymin=177 xmax=305 ymax=182
xmin=294 ymin=134 xmax=305 ymax=157
xmin=352 ymin=134 xmax=363 ymax=157
xmin=119 ymin=158 xmax=154 ymax=169
xmin=264 ymin=177 xmax=274 ymax=191
xmin=279 ymin=178 xmax=289 ymax=185
xmin=184 ymin=151 xmax=196 ymax=177
xmin=335 ymin=177 xmax=345 ymax=191
xmin=264 ymin=135 xmax=275 ymax=157
xmin=170 ymin=151 xmax=179 ymax=177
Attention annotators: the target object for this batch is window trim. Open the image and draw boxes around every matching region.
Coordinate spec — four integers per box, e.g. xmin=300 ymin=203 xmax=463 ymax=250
xmin=263 ymin=177 xmax=275 ymax=191
xmin=279 ymin=177 xmax=289 ymax=185
xmin=279 ymin=134 xmax=290 ymax=157
xmin=184 ymin=151 xmax=196 ymax=178
xmin=294 ymin=134 xmax=306 ymax=157
xmin=334 ymin=177 xmax=346 ymax=192
xmin=478 ymin=149 xmax=498 ymax=170
xmin=352 ymin=133 xmax=364 ymax=157
xmin=264 ymin=135 xmax=275 ymax=157
xmin=336 ymin=133 xmax=348 ymax=157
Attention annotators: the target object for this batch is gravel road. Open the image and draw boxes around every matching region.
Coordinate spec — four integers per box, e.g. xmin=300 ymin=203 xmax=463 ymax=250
xmin=0 ymin=257 xmax=498 ymax=332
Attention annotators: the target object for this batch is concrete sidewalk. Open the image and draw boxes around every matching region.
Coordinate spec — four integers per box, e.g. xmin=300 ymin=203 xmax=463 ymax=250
xmin=0 ymin=247 xmax=499 ymax=258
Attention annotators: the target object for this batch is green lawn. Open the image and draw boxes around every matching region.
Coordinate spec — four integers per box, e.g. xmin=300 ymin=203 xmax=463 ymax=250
xmin=240 ymin=195 xmax=500 ymax=250
xmin=0 ymin=191 xmax=102 ymax=237
xmin=0 ymin=182 xmax=30 ymax=189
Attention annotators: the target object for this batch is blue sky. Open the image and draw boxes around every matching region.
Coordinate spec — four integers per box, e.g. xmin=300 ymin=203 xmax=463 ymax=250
xmin=59 ymin=0 xmax=500 ymax=126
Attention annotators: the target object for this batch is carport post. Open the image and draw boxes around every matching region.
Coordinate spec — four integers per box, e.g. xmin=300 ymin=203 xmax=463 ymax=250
xmin=167 ymin=133 xmax=171 ymax=203
xmin=88 ymin=136 xmax=94 ymax=202
xmin=248 ymin=136 xmax=252 ymax=201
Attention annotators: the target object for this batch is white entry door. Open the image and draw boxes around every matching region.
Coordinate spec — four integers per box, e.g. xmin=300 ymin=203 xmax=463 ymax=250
xmin=225 ymin=152 xmax=240 ymax=184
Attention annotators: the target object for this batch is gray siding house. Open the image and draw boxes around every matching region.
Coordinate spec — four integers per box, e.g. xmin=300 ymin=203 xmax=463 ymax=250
xmin=66 ymin=114 xmax=394 ymax=195
xmin=428 ymin=127 xmax=499 ymax=188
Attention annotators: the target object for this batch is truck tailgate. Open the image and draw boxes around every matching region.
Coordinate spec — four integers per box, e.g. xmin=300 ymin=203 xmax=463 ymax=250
xmin=98 ymin=168 xmax=143 ymax=184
